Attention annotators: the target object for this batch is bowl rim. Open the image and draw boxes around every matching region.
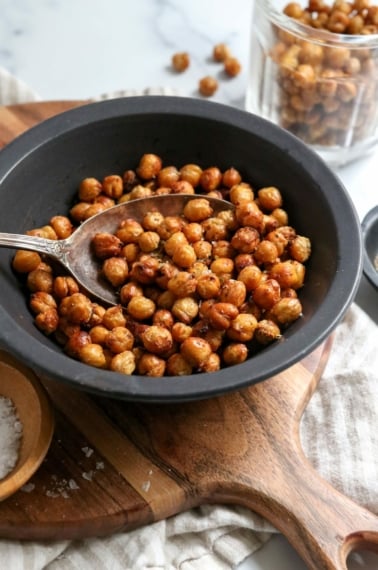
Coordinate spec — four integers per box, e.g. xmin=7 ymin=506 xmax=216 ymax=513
xmin=361 ymin=205 xmax=378 ymax=290
xmin=0 ymin=96 xmax=363 ymax=402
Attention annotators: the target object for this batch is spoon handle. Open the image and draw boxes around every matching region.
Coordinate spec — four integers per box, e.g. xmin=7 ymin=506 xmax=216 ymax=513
xmin=0 ymin=232 xmax=66 ymax=260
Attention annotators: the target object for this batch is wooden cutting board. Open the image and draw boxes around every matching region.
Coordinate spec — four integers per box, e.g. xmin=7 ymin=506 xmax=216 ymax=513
xmin=0 ymin=102 xmax=377 ymax=570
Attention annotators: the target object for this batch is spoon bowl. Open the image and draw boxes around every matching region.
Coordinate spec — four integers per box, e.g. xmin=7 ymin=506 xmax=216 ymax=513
xmin=1 ymin=194 xmax=234 ymax=306
xmin=361 ymin=206 xmax=378 ymax=290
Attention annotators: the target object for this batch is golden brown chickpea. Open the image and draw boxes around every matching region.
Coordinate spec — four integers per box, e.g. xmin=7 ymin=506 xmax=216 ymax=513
xmin=254 ymin=240 xmax=279 ymax=265
xmin=119 ymin=281 xmax=143 ymax=305
xmin=110 ymin=350 xmax=136 ymax=374
xmin=210 ymin=256 xmax=234 ymax=277
xmin=213 ymin=42 xmax=232 ymax=62
xmin=79 ymin=343 xmax=108 ymax=368
xmin=137 ymin=231 xmax=160 ymax=253
xmin=95 ymin=195 xmax=116 ymax=209
xmin=170 ymin=180 xmax=195 ymax=194
xmin=26 ymin=268 xmax=54 ymax=294
xmin=184 ymin=198 xmax=214 ymax=222
xmin=234 ymin=253 xmax=256 ymax=272
xmin=237 ymin=265 xmax=262 ymax=292
xmin=64 ymin=330 xmax=91 ymax=359
xmin=199 ymin=167 xmax=222 ymax=192
xmin=89 ymin=325 xmax=109 ymax=345
xmin=166 ymin=353 xmax=193 ymax=376
xmin=136 ymin=154 xmax=162 ymax=180
xmin=253 ymin=278 xmax=281 ymax=310
xmin=142 ymin=210 xmax=165 ymax=231
xmin=203 ymin=328 xmax=225 ymax=352
xmin=172 ymin=297 xmax=199 ymax=324
xmin=271 ymin=208 xmax=289 ymax=227
xmin=217 ymin=209 xmax=239 ymax=231
xmin=172 ymin=243 xmax=197 ymax=269
xmin=141 ymin=325 xmax=173 ymax=355
xmin=289 ymin=235 xmax=312 ymax=262
xmin=200 ymin=352 xmax=221 ymax=373
xmin=207 ymin=302 xmax=239 ymax=330
xmin=12 ymin=250 xmax=42 ymax=273
xmin=164 ymin=230 xmax=188 ymax=256
xmin=235 ymin=201 xmax=264 ymax=231
xmin=193 ymin=239 xmax=212 ymax=262
xmin=199 ymin=76 xmax=219 ymax=97
xmin=27 ymin=225 xmax=57 ymax=240
xmin=138 ymin=352 xmax=166 ymax=376
xmin=102 ymin=305 xmax=127 ymax=329
xmin=224 ymin=57 xmax=242 ymax=77
xmin=179 ymin=163 xmax=203 ymax=186
xmin=196 ymin=273 xmax=221 ymax=299
xmin=189 ymin=262 xmax=210 ymax=280
xmin=116 ymin=219 xmax=144 ymax=244
xmin=152 ymin=309 xmax=174 ymax=330
xmin=59 ymin=292 xmax=93 ymax=324
xmin=127 ymin=295 xmax=156 ymax=321
xmin=180 ymin=337 xmax=213 ymax=367
xmin=121 ymin=243 xmax=140 ymax=264
xmin=254 ymin=319 xmax=281 ymax=345
xmin=229 ymin=183 xmax=254 ymax=204
xmin=212 ymin=240 xmax=235 ymax=259
xmin=284 ymin=2 xmax=304 ymax=18
xmin=171 ymin=322 xmax=192 ymax=343
xmin=79 ymin=202 xmax=108 ymax=220
xmin=219 ymin=279 xmax=247 ymax=307
xmin=78 ymin=177 xmax=103 ymax=201
xmin=172 ymin=51 xmax=190 ymax=72
xmin=50 ymin=215 xmax=73 ymax=239
xmin=129 ymin=255 xmax=159 ymax=285
xmin=102 ymin=175 xmax=123 ymax=199
xmin=157 ymin=290 xmax=176 ymax=310
xmin=35 ymin=308 xmax=59 ymax=335
xmin=92 ymin=232 xmax=123 ymax=259
xmin=168 ymin=271 xmax=197 ymax=297
xmin=227 ymin=313 xmax=258 ymax=342
xmin=231 ymin=227 xmax=260 ymax=253
xmin=105 ymin=326 xmax=134 ymax=353
xmin=257 ymin=187 xmax=283 ymax=211
xmin=202 ymin=217 xmax=228 ymax=241
xmin=157 ymin=166 xmax=180 ymax=188
xmin=222 ymin=167 xmax=242 ymax=188
xmin=87 ymin=303 xmax=106 ymax=328
xmin=102 ymin=257 xmax=129 ymax=287
xmin=269 ymin=260 xmax=305 ymax=289
xmin=183 ymin=222 xmax=204 ymax=243
xmin=268 ymin=297 xmax=303 ymax=325
xmin=29 ymin=291 xmax=57 ymax=314
xmin=222 ymin=342 xmax=248 ymax=365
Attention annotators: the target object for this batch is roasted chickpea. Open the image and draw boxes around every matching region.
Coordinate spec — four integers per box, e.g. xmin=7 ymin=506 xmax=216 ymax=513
xmin=116 ymin=219 xmax=144 ymax=244
xmin=199 ymin=76 xmax=219 ymax=97
xmin=78 ymin=177 xmax=102 ymax=201
xmin=207 ymin=302 xmax=239 ymax=330
xmin=200 ymin=352 xmax=221 ymax=372
xmin=119 ymin=281 xmax=143 ymax=305
xmin=122 ymin=243 xmax=140 ymax=264
xmin=138 ymin=353 xmax=166 ymax=376
xmin=180 ymin=337 xmax=212 ymax=367
xmin=166 ymin=353 xmax=193 ymax=376
xmin=227 ymin=313 xmax=258 ymax=342
xmin=136 ymin=154 xmax=162 ymax=180
xmin=213 ymin=42 xmax=232 ymax=62
xmin=129 ymin=255 xmax=159 ymax=285
xmin=65 ymin=330 xmax=92 ymax=358
xmin=171 ymin=322 xmax=193 ymax=343
xmin=50 ymin=215 xmax=73 ymax=239
xmin=193 ymin=239 xmax=212 ymax=261
xmin=231 ymin=227 xmax=260 ymax=253
xmin=30 ymin=291 xmax=57 ymax=314
xmin=222 ymin=167 xmax=242 ymax=188
xmin=235 ymin=201 xmax=264 ymax=231
xmin=172 ymin=51 xmax=190 ymax=72
xmin=268 ymin=297 xmax=303 ymax=325
xmin=199 ymin=167 xmax=222 ymax=192
xmin=152 ymin=309 xmax=174 ymax=330
xmin=257 ymin=187 xmax=283 ymax=211
xmin=172 ymin=243 xmax=197 ymax=268
xmin=224 ymin=56 xmax=242 ymax=77
xmin=142 ymin=210 xmax=165 ymax=231
xmin=164 ymin=231 xmax=188 ymax=256
xmin=12 ymin=250 xmax=41 ymax=273
xmin=59 ymin=292 xmax=93 ymax=324
xmin=196 ymin=273 xmax=221 ymax=299
xmin=222 ymin=342 xmax=248 ymax=365
xmin=105 ymin=326 xmax=134 ymax=353
xmin=92 ymin=232 xmax=123 ymax=259
xmin=127 ymin=295 xmax=156 ymax=321
xmin=141 ymin=325 xmax=173 ymax=355
xmin=172 ymin=297 xmax=199 ymax=324
xmin=170 ymin=180 xmax=195 ymax=194
xmin=89 ymin=325 xmax=109 ymax=345
xmin=229 ymin=183 xmax=254 ymax=204
xmin=253 ymin=278 xmax=281 ymax=310
xmin=35 ymin=308 xmax=59 ymax=335
xmin=157 ymin=290 xmax=176 ymax=310
xmin=157 ymin=166 xmax=180 ymax=188
xmin=254 ymin=319 xmax=281 ymax=344
xmin=26 ymin=268 xmax=54 ymax=293
xmin=179 ymin=163 xmax=203 ymax=186
xmin=168 ymin=271 xmax=197 ymax=297
xmin=269 ymin=260 xmax=305 ymax=289
xmin=210 ymin=256 xmax=234 ymax=277
xmin=183 ymin=198 xmax=214 ymax=222
xmin=289 ymin=235 xmax=312 ymax=262
xmin=157 ymin=215 xmax=185 ymax=239
xmin=234 ymin=253 xmax=256 ymax=272
xmin=238 ymin=265 xmax=262 ymax=292
xmin=254 ymin=240 xmax=279 ymax=265
xmin=212 ymin=240 xmax=235 ymax=259
xmin=202 ymin=217 xmax=228 ymax=241
xmin=79 ymin=343 xmax=108 ymax=368
xmin=110 ymin=350 xmax=136 ymax=374
xmin=127 ymin=185 xmax=153 ymax=201
xmin=102 ymin=305 xmax=127 ymax=329
xmin=137 ymin=231 xmax=160 ymax=253
xmin=183 ymin=222 xmax=204 ymax=243
xmin=219 ymin=279 xmax=247 ymax=307
xmin=102 ymin=175 xmax=123 ymax=199
xmin=102 ymin=257 xmax=129 ymax=287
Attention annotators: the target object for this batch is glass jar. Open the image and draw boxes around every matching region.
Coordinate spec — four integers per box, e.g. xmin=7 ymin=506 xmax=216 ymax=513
xmin=246 ymin=0 xmax=378 ymax=167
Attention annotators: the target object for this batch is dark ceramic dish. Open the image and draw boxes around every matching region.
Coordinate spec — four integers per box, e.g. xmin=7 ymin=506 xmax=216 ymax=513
xmin=0 ymin=96 xmax=362 ymax=402
xmin=361 ymin=206 xmax=378 ymax=290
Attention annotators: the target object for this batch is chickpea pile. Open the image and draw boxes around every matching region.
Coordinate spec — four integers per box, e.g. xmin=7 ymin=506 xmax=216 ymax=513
xmin=270 ymin=0 xmax=378 ymax=147
xmin=12 ymin=153 xmax=311 ymax=378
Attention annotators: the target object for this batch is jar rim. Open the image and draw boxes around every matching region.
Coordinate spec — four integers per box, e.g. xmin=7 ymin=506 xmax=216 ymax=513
xmin=259 ymin=0 xmax=378 ymax=48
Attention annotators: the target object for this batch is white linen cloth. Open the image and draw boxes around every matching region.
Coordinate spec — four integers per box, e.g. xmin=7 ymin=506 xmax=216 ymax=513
xmin=0 ymin=66 xmax=377 ymax=569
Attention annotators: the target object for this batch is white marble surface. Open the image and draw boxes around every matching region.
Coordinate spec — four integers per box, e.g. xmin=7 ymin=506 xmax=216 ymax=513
xmin=0 ymin=1 xmax=377 ymax=568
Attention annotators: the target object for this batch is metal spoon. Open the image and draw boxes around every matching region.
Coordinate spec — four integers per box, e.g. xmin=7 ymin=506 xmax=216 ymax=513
xmin=0 ymin=194 xmax=234 ymax=306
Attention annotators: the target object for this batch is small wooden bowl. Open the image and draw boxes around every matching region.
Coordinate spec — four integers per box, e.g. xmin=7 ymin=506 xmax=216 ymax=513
xmin=0 ymin=350 xmax=54 ymax=501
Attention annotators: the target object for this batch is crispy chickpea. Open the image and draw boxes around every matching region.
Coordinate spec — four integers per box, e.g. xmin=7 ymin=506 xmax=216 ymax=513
xmin=203 ymin=328 xmax=225 ymax=351
xmin=234 ymin=253 xmax=256 ymax=272
xmin=172 ymin=51 xmax=190 ymax=72
xmin=141 ymin=325 xmax=173 ymax=355
xmin=179 ymin=163 xmax=203 ymax=186
xmin=210 ymin=256 xmax=234 ymax=277
xmin=222 ymin=167 xmax=242 ymax=188
xmin=129 ymin=255 xmax=159 ymax=284
xmin=102 ymin=257 xmax=129 ymax=287
xmin=289 ymin=235 xmax=312 ymax=262
xmin=166 ymin=353 xmax=193 ymax=376
xmin=142 ymin=210 xmax=164 ymax=231
xmin=30 ymin=291 xmax=57 ymax=314
xmin=231 ymin=227 xmax=260 ymax=253
xmin=79 ymin=343 xmax=107 ymax=368
xmin=152 ymin=309 xmax=174 ymax=330
xmin=12 ymin=250 xmax=41 ymax=273
xmin=266 ymin=229 xmax=288 ymax=256
xmin=189 ymin=262 xmax=210 ymax=279
xmin=238 ymin=265 xmax=262 ymax=292
xmin=110 ymin=350 xmax=136 ymax=374
xmin=193 ymin=239 xmax=212 ymax=262
xmin=183 ymin=198 xmax=214 ymax=222
xmin=229 ymin=183 xmax=254 ymax=204
xmin=271 ymin=208 xmax=289 ymax=227
xmin=168 ymin=271 xmax=197 ymax=297
xmin=27 ymin=225 xmax=57 ymax=240
xmin=26 ymin=268 xmax=54 ymax=294
xmin=180 ymin=337 xmax=212 ymax=367
xmin=196 ymin=273 xmax=221 ymax=299
xmin=89 ymin=325 xmax=109 ymax=345
xmin=199 ymin=167 xmax=222 ymax=192
xmin=121 ymin=243 xmax=140 ymax=264
xmin=127 ymin=296 xmax=156 ymax=321
xmin=227 ymin=313 xmax=258 ymax=342
xmin=119 ymin=281 xmax=143 ymax=305
xmin=208 ymin=302 xmax=239 ymax=330
xmin=172 ymin=297 xmax=199 ymax=324
xmin=59 ymin=292 xmax=93 ymax=324
xmin=50 ymin=215 xmax=73 ymax=239
xmin=102 ymin=305 xmax=126 ymax=329
xmin=116 ymin=219 xmax=144 ymax=244
xmin=34 ymin=308 xmax=59 ymax=335
xmin=212 ymin=240 xmax=235 ymax=259
xmin=127 ymin=185 xmax=153 ymax=201
xmin=157 ymin=290 xmax=176 ymax=310
xmin=105 ymin=326 xmax=134 ymax=353
xmin=213 ymin=42 xmax=232 ymax=62
xmin=202 ymin=217 xmax=228 ymax=241
xmin=92 ymin=232 xmax=122 ymax=259
xmin=222 ymin=342 xmax=248 ymax=365
xmin=268 ymin=297 xmax=303 ymax=325
xmin=257 ymin=187 xmax=283 ymax=211
xmin=253 ymin=278 xmax=281 ymax=310
xmin=201 ymin=352 xmax=221 ymax=373
xmin=224 ymin=57 xmax=242 ymax=77
xmin=78 ymin=202 xmax=107 ymax=221
xmin=138 ymin=353 xmax=166 ymax=376
xmin=171 ymin=322 xmax=192 ymax=343
xmin=183 ymin=222 xmax=204 ymax=243
xmin=136 ymin=154 xmax=162 ymax=180
xmin=254 ymin=319 xmax=281 ymax=345
xmin=235 ymin=201 xmax=264 ymax=231
xmin=102 ymin=175 xmax=123 ymax=199
xmin=157 ymin=166 xmax=180 ymax=188
xmin=269 ymin=260 xmax=305 ymax=289
xmin=217 ymin=209 xmax=238 ymax=231
xmin=254 ymin=240 xmax=279 ymax=265
xmin=170 ymin=180 xmax=195 ymax=194
xmin=137 ymin=231 xmax=160 ymax=253
xmin=199 ymin=76 xmax=219 ymax=97
xmin=164 ymin=231 xmax=188 ymax=256
xmin=78 ymin=177 xmax=102 ymax=201
xmin=219 ymin=279 xmax=246 ymax=307
xmin=172 ymin=243 xmax=197 ymax=268
xmin=157 ymin=215 xmax=185 ymax=240
xmin=64 ymin=330 xmax=91 ymax=359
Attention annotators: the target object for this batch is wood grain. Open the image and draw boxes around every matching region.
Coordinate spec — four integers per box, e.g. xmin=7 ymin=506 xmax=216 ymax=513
xmin=0 ymin=101 xmax=377 ymax=570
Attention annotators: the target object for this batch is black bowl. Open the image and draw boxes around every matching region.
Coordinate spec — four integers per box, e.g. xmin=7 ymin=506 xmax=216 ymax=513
xmin=0 ymin=96 xmax=362 ymax=402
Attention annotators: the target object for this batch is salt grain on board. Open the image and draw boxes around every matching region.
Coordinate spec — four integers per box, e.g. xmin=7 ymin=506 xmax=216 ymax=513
xmin=0 ymin=396 xmax=23 ymax=479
